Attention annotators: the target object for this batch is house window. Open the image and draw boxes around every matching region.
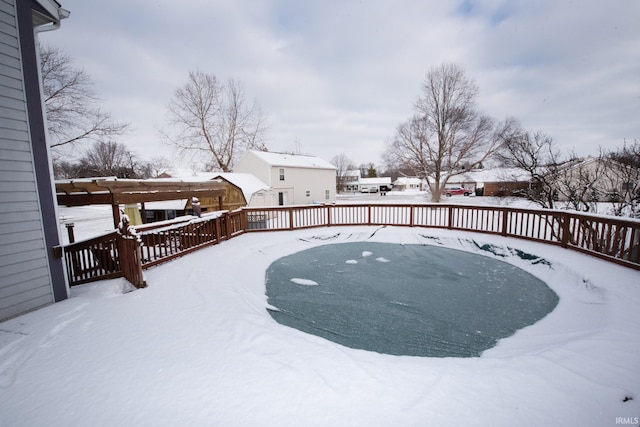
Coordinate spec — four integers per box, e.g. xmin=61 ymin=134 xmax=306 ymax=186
xmin=279 ymin=168 xmax=285 ymax=181
xmin=325 ymin=190 xmax=330 ymax=200
xmin=306 ymin=190 xmax=310 ymax=197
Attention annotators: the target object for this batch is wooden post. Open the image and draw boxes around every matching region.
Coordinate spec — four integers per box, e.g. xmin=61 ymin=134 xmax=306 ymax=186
xmin=117 ymin=217 xmax=146 ymax=288
xmin=140 ymin=202 xmax=147 ymax=224
xmin=447 ymin=206 xmax=454 ymax=230
xmin=111 ymin=203 xmax=121 ymax=229
xmin=66 ymin=222 xmax=75 ymax=243
xmin=225 ymin=212 xmax=232 ymax=240
xmin=501 ymin=208 xmax=509 ymax=237
xmin=561 ymin=212 xmax=570 ymax=248
xmin=409 ymin=206 xmax=414 ymax=227
xmin=214 ymin=215 xmax=222 ymax=243
xmin=326 ymin=205 xmax=332 ymax=227
xmin=289 ymin=207 xmax=294 ymax=230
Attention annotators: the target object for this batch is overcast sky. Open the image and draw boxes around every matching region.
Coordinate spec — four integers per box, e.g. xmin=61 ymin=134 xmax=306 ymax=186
xmin=44 ymin=0 xmax=640 ymax=170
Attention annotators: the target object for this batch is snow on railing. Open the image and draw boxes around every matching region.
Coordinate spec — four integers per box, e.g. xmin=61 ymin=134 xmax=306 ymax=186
xmin=243 ymin=204 xmax=640 ymax=269
xmin=60 ymin=204 xmax=640 ymax=287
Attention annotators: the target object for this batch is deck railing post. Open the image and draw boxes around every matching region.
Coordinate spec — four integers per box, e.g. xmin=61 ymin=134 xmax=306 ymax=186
xmin=561 ymin=212 xmax=570 ymax=248
xmin=224 ymin=211 xmax=232 ymax=240
xmin=117 ymin=223 xmax=146 ymax=289
xmin=327 ymin=205 xmax=332 ymax=227
xmin=501 ymin=208 xmax=509 ymax=237
xmin=214 ymin=215 xmax=222 ymax=243
xmin=289 ymin=207 xmax=294 ymax=230
xmin=447 ymin=206 xmax=454 ymax=230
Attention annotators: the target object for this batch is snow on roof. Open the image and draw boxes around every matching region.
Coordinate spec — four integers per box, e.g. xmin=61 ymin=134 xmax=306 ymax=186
xmin=161 ymin=169 xmax=221 ymax=182
xmin=448 ymin=168 xmax=531 ymax=184
xmin=394 ymin=177 xmax=423 ymax=185
xmin=359 ymin=177 xmax=392 ymax=185
xmin=213 ymin=173 xmax=271 ymax=202
xmin=156 ymin=170 xmax=271 ymax=203
xmin=144 ymin=199 xmax=187 ymax=210
xmin=247 ymin=150 xmax=336 ymax=170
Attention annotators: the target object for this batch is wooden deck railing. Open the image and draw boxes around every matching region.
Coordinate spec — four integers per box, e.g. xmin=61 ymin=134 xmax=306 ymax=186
xmin=60 ymin=204 xmax=640 ymax=287
xmin=241 ymin=204 xmax=640 ymax=269
xmin=63 ymin=231 xmax=121 ymax=286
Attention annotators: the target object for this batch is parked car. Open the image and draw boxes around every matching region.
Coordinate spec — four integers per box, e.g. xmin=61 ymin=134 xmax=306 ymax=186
xmin=444 ymin=187 xmax=473 ymax=196
xmin=360 ymin=187 xmax=379 ymax=193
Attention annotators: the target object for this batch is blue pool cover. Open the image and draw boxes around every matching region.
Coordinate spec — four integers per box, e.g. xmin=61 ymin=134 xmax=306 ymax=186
xmin=266 ymin=242 xmax=559 ymax=357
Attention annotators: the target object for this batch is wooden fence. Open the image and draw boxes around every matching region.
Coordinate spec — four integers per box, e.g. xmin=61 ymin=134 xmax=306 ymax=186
xmin=60 ymin=204 xmax=640 ymax=287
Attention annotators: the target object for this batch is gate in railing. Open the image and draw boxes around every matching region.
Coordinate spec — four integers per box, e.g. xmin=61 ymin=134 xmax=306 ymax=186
xmin=60 ymin=204 xmax=640 ymax=287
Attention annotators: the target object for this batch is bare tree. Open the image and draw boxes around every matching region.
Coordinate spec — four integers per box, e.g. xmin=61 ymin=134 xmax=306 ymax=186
xmin=384 ymin=63 xmax=506 ymax=201
xmin=163 ymin=71 xmax=267 ymax=172
xmin=40 ymin=44 xmax=129 ymax=150
xmin=497 ymin=126 xmax=562 ymax=209
xmin=554 ymin=152 xmax=607 ymax=213
xmin=603 ymin=139 xmax=640 ymax=217
xmin=331 ymin=153 xmax=356 ymax=192
xmin=143 ymin=156 xmax=173 ymax=178
xmin=500 ymin=130 xmax=639 ymax=216
xmin=76 ymin=141 xmax=138 ymax=178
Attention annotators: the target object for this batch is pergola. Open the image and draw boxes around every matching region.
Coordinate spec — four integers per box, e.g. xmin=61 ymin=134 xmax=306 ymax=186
xmin=55 ymin=178 xmax=227 ymax=228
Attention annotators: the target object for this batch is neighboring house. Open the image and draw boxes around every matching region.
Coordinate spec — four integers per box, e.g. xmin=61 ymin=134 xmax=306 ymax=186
xmin=553 ymin=156 xmax=639 ymax=202
xmin=1 ymin=0 xmax=69 ymax=321
xmin=235 ymin=150 xmax=337 ymax=205
xmin=358 ymin=177 xmax=392 ymax=193
xmin=341 ymin=170 xmax=361 ymax=192
xmin=445 ymin=168 xmax=531 ymax=196
xmin=393 ymin=177 xmax=424 ymax=191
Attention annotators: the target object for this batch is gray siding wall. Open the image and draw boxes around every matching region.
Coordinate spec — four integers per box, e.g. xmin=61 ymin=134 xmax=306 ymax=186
xmin=0 ymin=0 xmax=55 ymax=321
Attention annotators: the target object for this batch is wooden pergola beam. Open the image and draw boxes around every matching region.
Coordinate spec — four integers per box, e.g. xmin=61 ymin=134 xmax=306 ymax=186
xmin=57 ymin=193 xmax=113 ymax=206
xmin=55 ymin=178 xmax=227 ymax=228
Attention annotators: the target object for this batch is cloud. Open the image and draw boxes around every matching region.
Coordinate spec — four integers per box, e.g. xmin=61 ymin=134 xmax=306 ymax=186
xmin=45 ymin=0 xmax=640 ymax=169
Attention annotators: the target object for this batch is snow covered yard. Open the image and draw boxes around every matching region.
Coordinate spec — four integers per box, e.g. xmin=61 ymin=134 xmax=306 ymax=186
xmin=1 ymin=224 xmax=639 ymax=426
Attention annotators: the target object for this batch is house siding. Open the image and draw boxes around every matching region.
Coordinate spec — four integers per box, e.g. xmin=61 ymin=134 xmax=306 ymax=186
xmin=235 ymin=151 xmax=336 ymax=205
xmin=274 ymin=167 xmax=335 ymax=204
xmin=0 ymin=0 xmax=67 ymax=321
xmin=235 ymin=151 xmax=271 ymax=186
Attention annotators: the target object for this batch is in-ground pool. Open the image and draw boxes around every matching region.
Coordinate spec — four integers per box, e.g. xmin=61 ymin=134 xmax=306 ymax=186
xmin=265 ymin=242 xmax=559 ymax=357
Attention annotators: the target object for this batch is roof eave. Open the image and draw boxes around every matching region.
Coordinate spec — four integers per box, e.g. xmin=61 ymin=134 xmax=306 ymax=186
xmin=33 ymin=0 xmax=69 ymax=28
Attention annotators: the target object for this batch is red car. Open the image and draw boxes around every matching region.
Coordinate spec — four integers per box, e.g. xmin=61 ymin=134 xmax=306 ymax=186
xmin=444 ymin=187 xmax=473 ymax=196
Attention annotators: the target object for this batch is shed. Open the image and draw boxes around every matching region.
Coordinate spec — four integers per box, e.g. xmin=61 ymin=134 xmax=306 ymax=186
xmin=213 ymin=173 xmax=274 ymax=208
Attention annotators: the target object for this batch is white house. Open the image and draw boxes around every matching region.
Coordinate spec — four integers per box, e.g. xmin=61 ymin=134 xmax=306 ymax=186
xmin=342 ymin=170 xmax=361 ymax=192
xmin=235 ymin=151 xmax=337 ymax=205
xmin=393 ymin=177 xmax=424 ymax=191
xmin=358 ymin=177 xmax=393 ymax=193
xmin=1 ymin=0 xmax=70 ymax=321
